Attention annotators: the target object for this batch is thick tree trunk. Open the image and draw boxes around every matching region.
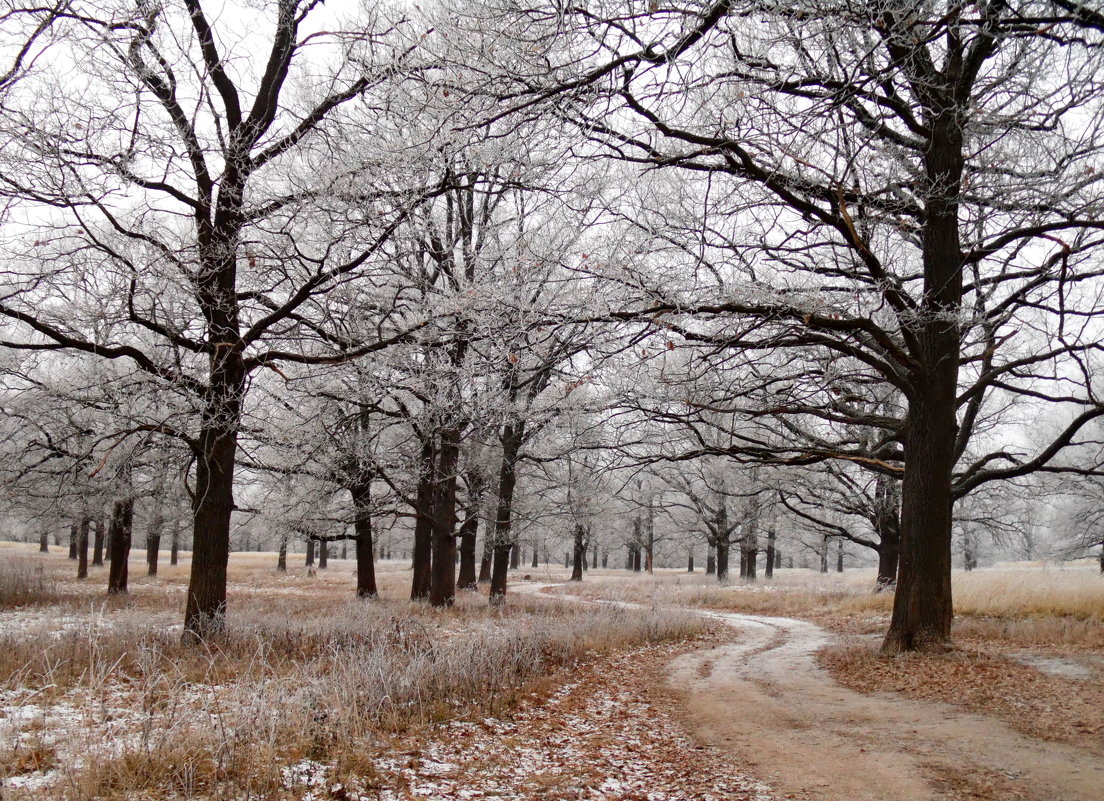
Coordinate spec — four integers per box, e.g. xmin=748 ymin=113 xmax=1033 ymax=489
xmin=739 ymin=547 xmax=748 ymax=579
xmin=765 ymin=530 xmax=776 ymax=580
xmin=706 ymin=546 xmax=715 ymax=575
xmin=318 ymin=539 xmax=329 ymax=569
xmin=351 ymin=482 xmax=377 ymax=599
xmin=68 ymin=524 xmax=78 ymax=560
xmin=277 ymin=539 xmax=287 ymax=572
xmin=38 ymin=531 xmax=48 ymax=553
xmin=92 ymin=517 xmax=104 ymax=566
xmin=688 ymin=553 xmax=694 ymax=572
xmin=107 ymin=497 xmax=133 ymax=595
xmin=533 ymin=545 xmax=541 ymax=569
xmin=882 ymin=111 xmax=964 ymax=655
xmin=77 ymin=517 xmax=90 ymax=579
xmin=183 ymin=397 xmax=243 ymax=636
xmin=746 ymin=547 xmax=757 ymax=581
xmin=510 ymin=542 xmax=520 ymax=569
xmin=570 ymin=524 xmax=586 ymax=581
xmin=410 ymin=437 xmax=436 ymax=601
xmin=147 ymin=533 xmax=160 ymax=577
xmin=632 ymin=546 xmax=642 ymax=572
xmin=305 ymin=538 xmax=315 ymax=567
xmin=716 ymin=539 xmax=729 ymax=581
xmin=458 ymin=516 xmax=478 ymax=590
xmin=430 ymin=426 xmax=462 ymax=607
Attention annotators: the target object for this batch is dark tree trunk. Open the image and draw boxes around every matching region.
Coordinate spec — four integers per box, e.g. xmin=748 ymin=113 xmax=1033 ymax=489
xmin=305 ymin=538 xmax=315 ymax=567
xmin=318 ymin=539 xmax=329 ymax=569
xmin=602 ymin=551 xmax=608 ymax=568
xmin=38 ymin=531 xmax=48 ymax=553
xmin=716 ymin=539 xmax=729 ymax=581
xmin=591 ymin=544 xmax=598 ymax=570
xmin=510 ymin=542 xmax=520 ymax=570
xmin=765 ymin=530 xmax=775 ymax=580
xmin=410 ymin=437 xmax=436 ymax=601
xmin=564 ymin=552 xmax=569 ymax=568
xmin=92 ymin=517 xmax=104 ymax=566
xmin=430 ymin=426 xmax=462 ymax=607
xmin=458 ymin=516 xmax=479 ymax=590
xmin=489 ymin=424 xmax=522 ymax=604
xmin=183 ymin=390 xmax=244 ymax=637
xmin=68 ymin=524 xmax=78 ymax=560
xmin=1099 ymin=545 xmax=1103 ymax=575
xmin=739 ymin=547 xmax=748 ymax=579
xmin=632 ymin=546 xmax=642 ymax=572
xmin=478 ymin=535 xmax=492 ymax=584
xmin=688 ymin=553 xmax=694 ymax=572
xmin=874 ymin=475 xmax=900 ymax=588
xmin=277 ymin=539 xmax=287 ymax=572
xmin=532 ymin=545 xmax=540 ymax=569
xmin=836 ymin=539 xmax=844 ymax=573
xmin=107 ymin=497 xmax=133 ymax=595
xmin=746 ymin=547 xmax=757 ymax=581
xmin=883 ymin=111 xmax=965 ymax=655
xmin=351 ymin=482 xmax=377 ymax=599
xmin=77 ymin=517 xmax=90 ymax=579
xmin=625 ymin=544 xmax=633 ymax=570
xmin=570 ymin=524 xmax=586 ymax=581
xmin=819 ymin=537 xmax=829 ymax=573
xmin=341 ymin=541 xmax=347 ymax=560
xmin=169 ymin=521 xmax=179 ymax=566
xmin=706 ymin=546 xmax=715 ymax=575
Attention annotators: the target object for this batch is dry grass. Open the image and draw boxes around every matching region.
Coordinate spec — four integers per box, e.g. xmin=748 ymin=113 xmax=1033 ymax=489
xmin=0 ymin=543 xmax=706 ymax=800
xmin=0 ymin=558 xmax=60 ymax=609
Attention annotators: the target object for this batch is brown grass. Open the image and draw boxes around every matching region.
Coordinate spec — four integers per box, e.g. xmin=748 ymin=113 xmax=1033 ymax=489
xmin=0 ymin=558 xmax=59 ymax=609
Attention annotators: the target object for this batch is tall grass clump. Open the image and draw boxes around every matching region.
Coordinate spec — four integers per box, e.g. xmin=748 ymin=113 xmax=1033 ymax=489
xmin=0 ymin=558 xmax=58 ymax=609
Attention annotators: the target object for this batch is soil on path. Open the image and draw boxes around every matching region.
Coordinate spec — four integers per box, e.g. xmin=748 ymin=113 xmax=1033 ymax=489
xmin=671 ymin=611 xmax=1104 ymax=801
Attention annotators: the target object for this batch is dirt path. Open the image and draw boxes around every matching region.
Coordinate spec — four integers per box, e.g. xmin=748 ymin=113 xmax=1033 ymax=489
xmin=671 ymin=610 xmax=1104 ymax=801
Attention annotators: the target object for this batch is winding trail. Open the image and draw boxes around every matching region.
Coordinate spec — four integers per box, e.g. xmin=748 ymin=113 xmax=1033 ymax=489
xmin=530 ymin=585 xmax=1104 ymax=801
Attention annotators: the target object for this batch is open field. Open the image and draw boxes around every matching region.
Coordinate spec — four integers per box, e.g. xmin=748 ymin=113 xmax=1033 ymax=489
xmin=0 ymin=544 xmax=707 ymax=800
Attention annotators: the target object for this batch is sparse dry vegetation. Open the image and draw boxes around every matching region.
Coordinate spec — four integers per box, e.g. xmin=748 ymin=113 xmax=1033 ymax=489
xmin=0 ymin=546 xmax=706 ymax=800
xmin=0 ymin=557 xmax=59 ymax=610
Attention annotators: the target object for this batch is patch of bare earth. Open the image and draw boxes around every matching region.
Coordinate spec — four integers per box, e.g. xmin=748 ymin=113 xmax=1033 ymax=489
xmin=355 ymin=632 xmax=785 ymax=801
xmin=819 ymin=637 xmax=1104 ymax=755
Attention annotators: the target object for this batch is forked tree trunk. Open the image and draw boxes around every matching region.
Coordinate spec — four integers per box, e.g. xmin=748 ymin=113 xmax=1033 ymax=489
xmin=77 ymin=517 xmax=90 ymax=579
xmin=93 ymin=517 xmax=105 ymax=566
xmin=107 ymin=497 xmax=133 ymax=594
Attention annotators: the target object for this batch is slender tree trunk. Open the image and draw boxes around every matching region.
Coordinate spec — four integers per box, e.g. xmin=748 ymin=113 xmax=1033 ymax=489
xmin=706 ymin=546 xmax=715 ymax=575
xmin=765 ymin=529 xmax=776 ymax=580
xmin=146 ymin=505 xmax=164 ymax=577
xmin=68 ymin=524 xmax=78 ymax=560
xmin=305 ymin=538 xmax=315 ymax=567
xmin=1099 ymin=545 xmax=1103 ymax=575
xmin=169 ymin=520 xmax=179 ymax=566
xmin=277 ymin=538 xmax=287 ymax=572
xmin=38 ymin=531 xmax=48 ymax=553
xmin=819 ymin=537 xmax=829 ymax=573
xmin=601 ymin=551 xmax=608 ymax=568
xmin=77 ymin=517 xmax=90 ymax=579
xmin=633 ymin=546 xmax=642 ymax=572
xmin=510 ymin=542 xmax=520 ymax=570
xmin=688 ymin=552 xmax=694 ymax=572
xmin=411 ymin=437 xmax=436 ymax=601
xmin=107 ymin=497 xmax=133 ymax=595
xmin=747 ymin=546 xmax=757 ymax=580
xmin=458 ymin=516 xmax=479 ymax=590
xmin=739 ymin=547 xmax=748 ymax=579
xmin=591 ymin=543 xmax=598 ymax=570
xmin=489 ymin=424 xmax=522 ymax=604
xmin=836 ymin=538 xmax=844 ymax=573
xmin=478 ymin=535 xmax=492 ymax=583
xmin=532 ymin=545 xmax=540 ymax=569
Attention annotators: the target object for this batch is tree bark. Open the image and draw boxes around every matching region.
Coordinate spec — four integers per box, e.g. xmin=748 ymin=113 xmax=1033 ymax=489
xmin=489 ymin=423 xmax=523 ymax=604
xmin=478 ymin=534 xmax=492 ymax=583
xmin=510 ymin=542 xmax=520 ymax=569
xmin=350 ymin=482 xmax=377 ymax=599
xmin=765 ymin=529 xmax=775 ymax=580
xmin=458 ymin=516 xmax=479 ymax=590
xmin=688 ymin=553 xmax=694 ymax=572
xmin=277 ymin=538 xmax=287 ymax=572
xmin=107 ymin=497 xmax=133 ymax=595
xmin=169 ymin=520 xmax=179 ymax=566
xmin=430 ymin=426 xmax=462 ymax=607
xmin=410 ymin=437 xmax=436 ymax=600
xmin=706 ymin=546 xmax=715 ymax=575
xmin=77 ymin=517 xmax=90 ymax=579
xmin=882 ymin=108 xmax=965 ymax=655
xmin=570 ymin=523 xmax=586 ymax=581
xmin=819 ymin=537 xmax=829 ymax=573
xmin=92 ymin=517 xmax=105 ymax=566
xmin=318 ymin=539 xmax=329 ymax=569
xmin=38 ymin=531 xmax=48 ymax=553
xmin=716 ymin=539 xmax=729 ymax=581
xmin=305 ymin=538 xmax=315 ymax=567
xmin=68 ymin=524 xmax=78 ymax=560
